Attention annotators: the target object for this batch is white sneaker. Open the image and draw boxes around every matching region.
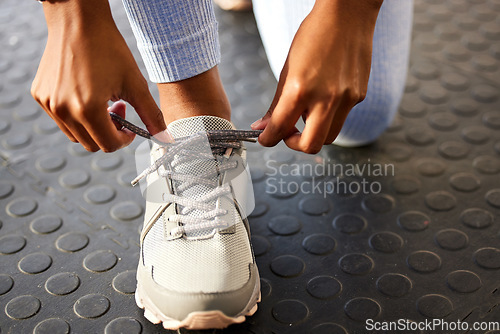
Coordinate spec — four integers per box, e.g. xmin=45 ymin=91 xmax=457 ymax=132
xmin=132 ymin=116 xmax=261 ymax=330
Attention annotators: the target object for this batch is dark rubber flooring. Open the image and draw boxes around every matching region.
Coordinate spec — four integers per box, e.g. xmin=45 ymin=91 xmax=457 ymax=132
xmin=0 ymin=0 xmax=499 ymax=333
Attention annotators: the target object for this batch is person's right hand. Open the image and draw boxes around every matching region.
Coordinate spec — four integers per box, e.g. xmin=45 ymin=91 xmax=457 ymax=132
xmin=31 ymin=0 xmax=166 ymax=152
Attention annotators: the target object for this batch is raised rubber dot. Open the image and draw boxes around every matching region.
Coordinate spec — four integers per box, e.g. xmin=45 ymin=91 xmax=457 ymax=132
xmin=2 ymin=133 xmax=31 ymax=149
xmin=270 ymin=255 xmax=305 ymax=278
xmin=0 ymin=274 xmax=14 ymax=295
xmin=411 ymin=61 xmax=439 ymax=80
xmin=260 ymin=278 xmax=272 ymax=300
xmin=391 ymin=176 xmax=420 ymax=194
xmin=440 ymin=72 xmax=469 ymax=91
xmin=474 ymin=247 xmax=500 ymax=269
xmin=417 ymin=294 xmax=453 ymax=318
xmin=299 ymin=196 xmax=331 ymax=215
xmin=302 ymin=234 xmax=336 ymax=255
xmin=400 ymin=101 xmax=427 ymax=118
xmin=398 ymin=211 xmax=430 ymax=231
xmin=407 ymin=251 xmax=442 ymax=273
xmin=36 ymin=155 xmax=66 ymax=173
xmin=83 ymin=250 xmax=118 ymax=272
xmin=248 ymin=202 xmax=268 ymax=218
xmin=0 ymin=181 xmax=14 ymax=199
xmin=435 ymin=229 xmax=469 ymax=250
xmin=30 ymin=215 xmax=63 ymax=234
xmin=483 ymin=111 xmax=500 ymax=129
xmin=0 ymin=235 xmax=26 ymax=254
xmin=104 ymin=317 xmax=142 ymax=334
xmin=306 ymin=276 xmax=341 ymax=299
xmin=419 ymin=85 xmax=449 ymax=104
xmin=446 ymin=270 xmax=482 ymax=293
xmin=428 ymin=112 xmax=458 ymax=131
xmin=362 ymin=194 xmax=394 ymax=213
xmin=405 ymin=127 xmax=435 ymax=146
xmin=272 ymin=299 xmax=309 ymax=324
xmin=84 ymin=185 xmax=116 ymax=204
xmin=6 ymin=197 xmax=37 ymax=217
xmin=339 ymin=253 xmax=374 ymax=275
xmin=369 ymin=232 xmax=403 ymax=253
xmin=91 ymin=154 xmax=124 ymax=172
xmin=110 ymin=202 xmax=143 ymax=221
xmin=5 ymin=295 xmax=41 ymax=319
xmin=425 ymin=191 xmax=456 ymax=211
xmin=471 ymin=84 xmax=498 ymax=103
xmin=251 ymin=235 xmax=270 ymax=256
xmin=451 ymin=98 xmax=479 ymax=116
xmin=310 ymin=323 xmax=347 ymax=334
xmin=473 ymin=156 xmax=500 ymax=174
xmin=344 ymin=297 xmax=380 ymax=321
xmin=485 ymin=189 xmax=500 ymax=208
xmin=438 ymin=141 xmax=470 ymax=160
xmin=461 ymin=126 xmax=490 ymax=145
xmin=59 ymin=170 xmax=90 ymax=189
xmin=384 ymin=143 xmax=413 ymax=161
xmin=74 ymin=294 xmax=110 ymax=318
xmin=417 ymin=158 xmax=446 ymax=176
xmin=449 ymin=173 xmax=480 ymax=192
xmin=33 ymin=318 xmax=70 ymax=334
xmin=45 ymin=272 xmax=80 ymax=296
xmin=460 ymin=208 xmax=493 ymax=229
xmin=56 ymin=232 xmax=89 ymax=253
xmin=268 ymin=215 xmax=301 ymax=235
xmin=376 ymin=273 xmax=412 ymax=297
xmin=333 ymin=214 xmax=367 ymax=234
xmin=18 ymin=253 xmax=52 ymax=274
xmin=112 ymin=270 xmax=137 ymax=295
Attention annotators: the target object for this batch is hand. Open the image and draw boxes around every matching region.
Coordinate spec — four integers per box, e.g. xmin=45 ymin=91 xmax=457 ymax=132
xmin=31 ymin=0 xmax=165 ymax=152
xmin=251 ymin=0 xmax=383 ymax=154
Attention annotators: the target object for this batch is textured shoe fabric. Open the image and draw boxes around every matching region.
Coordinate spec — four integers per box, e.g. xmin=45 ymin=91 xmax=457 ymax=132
xmin=135 ymin=116 xmax=260 ymax=328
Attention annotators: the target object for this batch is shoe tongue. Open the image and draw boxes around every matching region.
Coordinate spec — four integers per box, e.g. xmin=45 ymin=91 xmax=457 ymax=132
xmin=167 ymin=116 xmax=234 ymax=238
xmin=167 ymin=116 xmax=234 ymax=138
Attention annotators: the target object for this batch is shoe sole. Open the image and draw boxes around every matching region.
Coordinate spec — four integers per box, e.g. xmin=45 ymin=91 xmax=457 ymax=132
xmin=135 ymin=281 xmax=261 ymax=330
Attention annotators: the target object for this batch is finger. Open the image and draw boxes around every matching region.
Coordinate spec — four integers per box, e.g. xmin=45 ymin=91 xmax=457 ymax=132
xmin=108 ymin=101 xmax=138 ymax=137
xmin=251 ymin=63 xmax=289 ymax=130
xmin=45 ymin=111 xmax=79 ymax=143
xmin=324 ymin=97 xmax=355 ymax=144
xmin=32 ymin=93 xmax=78 ymax=142
xmin=79 ymin=102 xmax=136 ymax=152
xmin=67 ymin=122 xmax=101 ymax=152
xmin=258 ymin=92 xmax=304 ymax=147
xmin=284 ymin=103 xmax=334 ymax=154
xmin=251 ymin=108 xmax=272 ymax=130
xmin=108 ymin=101 xmax=127 ymax=131
xmin=126 ymin=83 xmax=166 ymax=136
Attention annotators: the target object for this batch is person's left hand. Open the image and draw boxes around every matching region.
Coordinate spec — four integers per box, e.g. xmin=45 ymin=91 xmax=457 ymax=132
xmin=251 ymin=0 xmax=383 ymax=154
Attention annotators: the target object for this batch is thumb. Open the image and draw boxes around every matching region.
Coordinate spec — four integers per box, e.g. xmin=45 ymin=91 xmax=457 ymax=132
xmin=251 ymin=108 xmax=273 ymax=130
xmin=125 ymin=82 xmax=166 ymax=136
xmin=251 ymin=63 xmax=288 ymax=130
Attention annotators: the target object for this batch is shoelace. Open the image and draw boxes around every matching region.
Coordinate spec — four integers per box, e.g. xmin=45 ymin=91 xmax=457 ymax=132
xmin=110 ymin=112 xmax=262 ymax=237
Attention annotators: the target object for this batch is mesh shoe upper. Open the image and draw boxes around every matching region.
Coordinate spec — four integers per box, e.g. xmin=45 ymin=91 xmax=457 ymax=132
xmin=141 ymin=116 xmax=254 ymax=293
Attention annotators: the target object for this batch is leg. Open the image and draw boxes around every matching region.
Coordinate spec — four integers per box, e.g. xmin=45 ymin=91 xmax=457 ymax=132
xmin=253 ymin=0 xmax=414 ymax=147
xmin=157 ymin=67 xmax=231 ymax=124
xmin=121 ymin=0 xmax=231 ymax=124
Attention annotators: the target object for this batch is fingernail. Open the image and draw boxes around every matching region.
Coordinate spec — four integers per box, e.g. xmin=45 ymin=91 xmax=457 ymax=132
xmin=251 ymin=118 xmax=263 ymax=129
xmin=154 ymin=129 xmax=175 ymax=143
